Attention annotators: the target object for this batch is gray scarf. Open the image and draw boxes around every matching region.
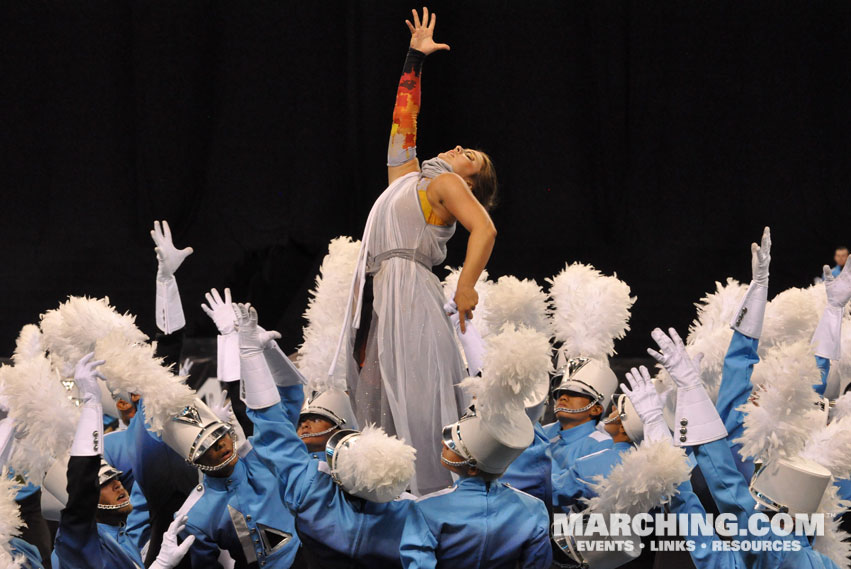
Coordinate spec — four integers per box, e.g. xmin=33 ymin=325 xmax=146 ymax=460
xmin=420 ymin=157 xmax=453 ymax=180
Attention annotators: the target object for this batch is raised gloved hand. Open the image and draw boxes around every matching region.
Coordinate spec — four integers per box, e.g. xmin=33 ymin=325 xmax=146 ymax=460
xmin=74 ymin=352 xmax=107 ymax=406
xmin=71 ymin=352 xmax=106 ymax=456
xmin=731 ymin=227 xmax=771 ymax=338
xmin=234 ymin=303 xmax=281 ymax=409
xmin=202 ymin=288 xmax=237 ymax=335
xmin=647 ymin=328 xmax=701 ymax=389
xmin=444 ymin=300 xmax=484 ymax=376
xmin=751 ymin=226 xmax=771 ymax=286
xmin=648 ymin=328 xmax=726 ymax=447
xmin=151 ymin=220 xmax=193 ymax=282
xmin=622 ymin=366 xmax=671 ymax=443
xmin=813 ymin=261 xmax=851 ymax=360
xmin=149 ymin=515 xmax=196 ymax=569
xmin=823 ymin=262 xmax=851 ymax=309
xmin=207 ymin=388 xmax=233 ymax=424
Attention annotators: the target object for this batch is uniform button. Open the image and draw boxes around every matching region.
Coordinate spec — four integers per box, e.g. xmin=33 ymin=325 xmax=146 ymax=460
xmin=679 ymin=435 xmax=687 ymax=442
xmin=196 ymin=485 xmax=203 ymax=491
xmin=680 ymin=418 xmax=688 ymax=426
xmin=250 ymin=528 xmax=256 ymax=534
xmin=246 ymin=515 xmax=252 ymax=521
xmin=680 ymin=427 xmax=687 ymax=434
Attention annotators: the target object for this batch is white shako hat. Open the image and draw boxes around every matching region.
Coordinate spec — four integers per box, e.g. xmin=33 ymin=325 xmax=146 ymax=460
xmin=442 ymin=406 xmax=534 ymax=475
xmin=42 ymin=454 xmax=127 ymax=510
xmin=749 ymin=456 xmax=832 ymax=514
xmin=324 ymin=425 xmax=416 ymax=502
xmin=551 ymin=357 xmax=618 ymax=414
xmin=555 ymin=529 xmax=641 ymax=569
xmin=603 ymin=392 xmax=675 ymax=444
xmin=299 ymin=388 xmax=359 ymax=435
xmin=161 ymin=398 xmax=235 ymax=472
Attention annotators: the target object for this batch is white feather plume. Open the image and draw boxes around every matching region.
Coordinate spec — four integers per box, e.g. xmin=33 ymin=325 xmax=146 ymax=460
xmin=0 ymin=470 xmax=25 ymax=568
xmin=297 ymin=236 xmax=361 ymax=393
xmin=39 ymin=296 xmax=147 ymax=377
xmin=832 ymin=393 xmax=851 ymax=423
xmin=813 ymin=483 xmax=851 ymax=569
xmin=94 ymin=332 xmax=194 ymax=434
xmin=12 ymin=325 xmax=44 ymax=365
xmin=582 ymin=440 xmax=692 ymax=516
xmin=483 ymin=275 xmax=551 ymax=337
xmin=761 ymin=285 xmax=826 ymax=352
xmin=547 ymin=263 xmax=635 ymax=359
xmin=333 ymin=425 xmax=416 ymax=502
xmin=0 ymin=357 xmax=79 ymax=478
xmin=800 ymin=417 xmax=851 ymax=479
xmin=460 ymin=323 xmax=553 ymax=420
xmin=443 ymin=266 xmax=494 ymax=339
xmin=735 ymin=340 xmax=822 ymax=464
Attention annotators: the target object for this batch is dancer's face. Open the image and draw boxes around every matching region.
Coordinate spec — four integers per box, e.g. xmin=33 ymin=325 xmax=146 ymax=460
xmin=554 ymin=392 xmax=602 ymax=428
xmin=437 ymin=146 xmax=484 ymax=181
xmin=297 ymin=415 xmax=336 ymax=452
xmin=99 ymin=477 xmax=133 ymax=515
xmin=197 ymin=433 xmax=237 ymax=476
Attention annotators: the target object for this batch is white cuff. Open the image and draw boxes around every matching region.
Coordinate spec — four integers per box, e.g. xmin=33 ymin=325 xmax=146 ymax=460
xmin=673 ymin=384 xmax=727 ymax=447
xmin=812 ymin=305 xmax=844 ymax=360
xmin=263 ymin=341 xmax=305 ymax=387
xmin=239 ymin=354 xmax=281 ymax=409
xmin=216 ymin=332 xmax=240 ymax=382
xmin=156 ymin=276 xmax=185 ymax=334
xmin=70 ymin=404 xmax=103 ymax=456
xmin=730 ymin=281 xmax=768 ymax=339
xmin=0 ymin=418 xmax=16 ymax=466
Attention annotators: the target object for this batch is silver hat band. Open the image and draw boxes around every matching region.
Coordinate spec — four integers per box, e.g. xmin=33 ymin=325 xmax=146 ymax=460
xmin=98 ymin=499 xmax=132 ymax=511
xmin=441 ymin=421 xmax=476 ymax=466
xmin=196 ymin=450 xmax=238 ymax=473
xmin=749 ymin=477 xmax=789 ymax=514
xmin=189 ymin=423 xmax=234 ymax=463
xmin=299 ymin=424 xmax=339 ymax=440
xmin=441 ymin=455 xmax=471 ymax=468
xmin=554 ymin=401 xmax=597 ymax=415
xmin=553 ymin=378 xmax=605 ymax=403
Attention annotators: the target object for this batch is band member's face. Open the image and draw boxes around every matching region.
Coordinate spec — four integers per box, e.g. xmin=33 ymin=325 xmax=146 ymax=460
xmin=297 ymin=415 xmax=336 ymax=452
xmin=99 ymin=478 xmax=133 ymax=515
xmin=197 ymin=433 xmax=237 ymax=475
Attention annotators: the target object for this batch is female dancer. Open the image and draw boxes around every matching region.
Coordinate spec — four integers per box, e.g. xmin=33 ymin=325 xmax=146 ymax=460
xmin=332 ymin=7 xmax=498 ymax=495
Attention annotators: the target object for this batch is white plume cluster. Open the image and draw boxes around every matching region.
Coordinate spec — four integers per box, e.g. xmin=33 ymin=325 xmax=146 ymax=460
xmin=735 ymin=340 xmax=822 ymax=464
xmin=800 ymin=417 xmax=851 ymax=480
xmin=0 ymin=355 xmax=79 ymax=478
xmin=832 ymin=392 xmax=851 ymax=423
xmin=11 ymin=324 xmax=44 ymax=365
xmin=39 ymin=296 xmax=147 ymax=376
xmin=460 ymin=324 xmax=553 ymax=420
xmin=483 ymin=276 xmax=551 ymax=337
xmin=813 ymin=484 xmax=851 ymax=569
xmin=297 ymin=236 xmax=361 ymax=393
xmin=94 ymin=332 xmax=194 ymax=434
xmin=582 ymin=441 xmax=691 ymax=516
xmin=548 ymin=263 xmax=635 ymax=359
xmin=443 ymin=266 xmax=494 ymax=339
xmin=761 ymin=285 xmax=826 ymax=352
xmin=0 ymin=470 xmax=25 ymax=569
xmin=333 ymin=425 xmax=416 ymax=502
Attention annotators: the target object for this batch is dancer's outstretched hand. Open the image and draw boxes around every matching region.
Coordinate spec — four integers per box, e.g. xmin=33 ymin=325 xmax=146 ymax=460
xmin=824 ymin=260 xmax=851 ymax=309
xmin=406 ymin=7 xmax=450 ymax=55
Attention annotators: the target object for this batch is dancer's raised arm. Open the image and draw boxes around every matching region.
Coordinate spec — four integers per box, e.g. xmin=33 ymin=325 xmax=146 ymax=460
xmin=387 ymin=7 xmax=449 ymax=184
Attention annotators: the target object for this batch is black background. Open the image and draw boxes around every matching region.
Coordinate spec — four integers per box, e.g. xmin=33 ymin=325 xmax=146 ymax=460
xmin=2 ymin=1 xmax=849 ymax=357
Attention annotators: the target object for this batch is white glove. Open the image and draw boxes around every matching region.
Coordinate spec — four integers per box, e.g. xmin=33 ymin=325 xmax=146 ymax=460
xmin=71 ymin=353 xmax=105 ymax=456
xmin=235 ymin=303 xmax=281 ymax=409
xmin=151 ymin=220 xmax=193 ymax=281
xmin=74 ymin=352 xmax=106 ymax=406
xmin=647 ymin=328 xmax=701 ymax=389
xmin=444 ymin=300 xmax=485 ymax=376
xmin=648 ymin=328 xmax=726 ymax=447
xmin=149 ymin=515 xmax=196 ymax=569
xmin=201 ymin=288 xmax=237 ymax=334
xmin=622 ymin=366 xmax=670 ymax=443
xmin=151 ymin=220 xmax=193 ymax=334
xmin=731 ymin=227 xmax=770 ymax=338
xmin=812 ymin=262 xmax=851 ymax=359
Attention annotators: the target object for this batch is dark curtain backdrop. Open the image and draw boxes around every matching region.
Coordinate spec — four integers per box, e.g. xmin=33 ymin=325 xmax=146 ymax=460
xmin=2 ymin=1 xmax=849 ymax=357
